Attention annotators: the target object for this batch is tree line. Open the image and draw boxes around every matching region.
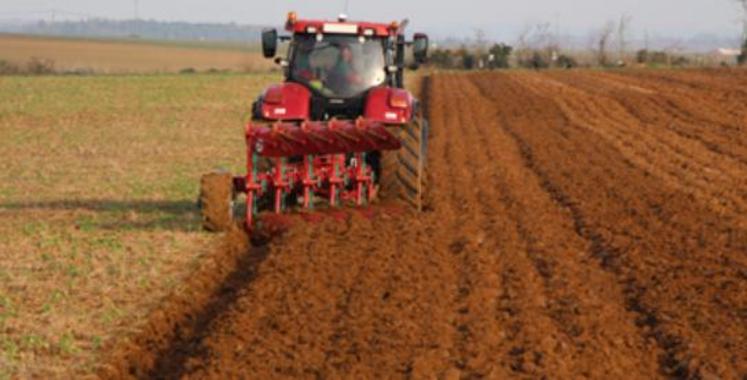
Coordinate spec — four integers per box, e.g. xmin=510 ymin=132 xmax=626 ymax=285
xmin=425 ymin=4 xmax=747 ymax=70
xmin=0 ymin=19 xmax=265 ymax=43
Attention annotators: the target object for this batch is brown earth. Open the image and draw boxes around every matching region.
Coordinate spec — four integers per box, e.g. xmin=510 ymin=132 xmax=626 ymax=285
xmin=0 ymin=34 xmax=273 ymax=73
xmin=198 ymin=172 xmax=235 ymax=232
xmin=99 ymin=69 xmax=747 ymax=379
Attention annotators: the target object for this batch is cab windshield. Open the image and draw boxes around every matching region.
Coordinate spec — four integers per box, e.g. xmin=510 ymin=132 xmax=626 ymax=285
xmin=290 ymin=34 xmax=387 ymax=98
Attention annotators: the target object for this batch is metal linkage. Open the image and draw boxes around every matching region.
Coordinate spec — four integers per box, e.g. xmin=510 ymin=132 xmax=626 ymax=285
xmin=301 ymin=155 xmax=316 ymax=209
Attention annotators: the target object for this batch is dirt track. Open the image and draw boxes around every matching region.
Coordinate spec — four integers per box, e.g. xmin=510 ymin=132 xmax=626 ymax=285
xmin=100 ymin=69 xmax=747 ymax=379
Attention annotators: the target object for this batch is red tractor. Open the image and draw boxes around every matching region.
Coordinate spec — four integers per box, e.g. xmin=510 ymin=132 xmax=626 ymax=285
xmin=199 ymin=12 xmax=429 ymax=233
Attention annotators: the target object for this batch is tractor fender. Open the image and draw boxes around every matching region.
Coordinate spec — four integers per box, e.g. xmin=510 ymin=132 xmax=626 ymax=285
xmin=258 ymin=82 xmax=311 ymax=121
xmin=364 ymin=87 xmax=413 ymax=124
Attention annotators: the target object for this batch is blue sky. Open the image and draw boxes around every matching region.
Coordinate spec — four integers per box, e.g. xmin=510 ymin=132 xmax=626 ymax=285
xmin=1 ymin=0 xmax=744 ymax=39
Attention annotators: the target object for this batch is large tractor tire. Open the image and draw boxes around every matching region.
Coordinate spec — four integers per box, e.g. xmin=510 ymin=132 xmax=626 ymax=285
xmin=199 ymin=171 xmax=235 ymax=232
xmin=380 ymin=119 xmax=428 ymax=211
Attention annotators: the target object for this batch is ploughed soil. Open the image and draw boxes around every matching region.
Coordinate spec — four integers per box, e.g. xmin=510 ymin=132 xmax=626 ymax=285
xmin=98 ymin=69 xmax=747 ymax=379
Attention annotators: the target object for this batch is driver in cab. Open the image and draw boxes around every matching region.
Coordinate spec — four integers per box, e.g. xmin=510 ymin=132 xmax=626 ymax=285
xmin=304 ymin=43 xmax=363 ymax=96
xmin=326 ymin=43 xmax=363 ymax=91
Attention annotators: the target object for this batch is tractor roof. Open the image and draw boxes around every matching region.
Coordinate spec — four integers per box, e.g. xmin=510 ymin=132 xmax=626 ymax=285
xmin=284 ymin=12 xmax=399 ymax=37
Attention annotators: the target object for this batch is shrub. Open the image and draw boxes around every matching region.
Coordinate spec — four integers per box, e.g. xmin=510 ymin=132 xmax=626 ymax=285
xmin=0 ymin=60 xmax=20 ymax=75
xmin=518 ymin=51 xmax=549 ymax=69
xmin=636 ymin=49 xmax=671 ymax=65
xmin=462 ymin=53 xmax=476 ymax=70
xmin=672 ymin=56 xmax=690 ymax=67
xmin=429 ymin=49 xmax=457 ymax=69
xmin=487 ymin=43 xmax=512 ymax=69
xmin=26 ymin=57 xmax=56 ymax=75
xmin=635 ymin=49 xmax=649 ymax=64
xmin=64 ymin=67 xmax=95 ymax=76
xmin=556 ymin=54 xmax=578 ymax=69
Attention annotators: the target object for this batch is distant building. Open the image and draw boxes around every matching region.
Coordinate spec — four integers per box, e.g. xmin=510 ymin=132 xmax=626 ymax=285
xmin=714 ymin=48 xmax=740 ymax=65
xmin=717 ymin=48 xmax=741 ymax=56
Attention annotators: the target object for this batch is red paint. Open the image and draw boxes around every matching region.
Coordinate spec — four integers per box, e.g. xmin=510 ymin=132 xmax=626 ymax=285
xmin=239 ymin=119 xmax=403 ymax=231
xmin=260 ymin=82 xmax=311 ymax=121
xmin=364 ymin=87 xmax=413 ymax=124
xmin=286 ymin=19 xmax=396 ymax=37
xmin=246 ymin=119 xmax=401 ymax=157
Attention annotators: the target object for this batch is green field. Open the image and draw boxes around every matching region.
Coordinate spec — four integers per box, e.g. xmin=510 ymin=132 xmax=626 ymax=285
xmin=0 ymin=73 xmax=277 ymax=377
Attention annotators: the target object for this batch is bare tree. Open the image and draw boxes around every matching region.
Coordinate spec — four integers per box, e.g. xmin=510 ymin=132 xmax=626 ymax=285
xmin=617 ymin=14 xmax=633 ymax=63
xmin=515 ymin=23 xmax=549 ymax=68
xmin=532 ymin=22 xmax=555 ymax=51
xmin=472 ymin=28 xmax=489 ymax=69
xmin=736 ymin=0 xmax=747 ymax=64
xmin=596 ymin=21 xmax=615 ymax=67
xmin=664 ymin=40 xmax=684 ymax=67
xmin=533 ymin=22 xmax=560 ymax=67
xmin=474 ymin=29 xmax=488 ymax=50
xmin=516 ymin=24 xmax=532 ymax=51
xmin=514 ymin=24 xmax=532 ymax=67
xmin=518 ymin=23 xmax=557 ymax=67
xmin=738 ymin=0 xmax=747 ymax=40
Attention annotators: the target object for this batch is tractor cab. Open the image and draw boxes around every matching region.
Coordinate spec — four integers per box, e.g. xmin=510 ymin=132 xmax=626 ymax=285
xmin=289 ymin=33 xmax=387 ymax=99
xmin=256 ymin=13 xmax=429 ymax=121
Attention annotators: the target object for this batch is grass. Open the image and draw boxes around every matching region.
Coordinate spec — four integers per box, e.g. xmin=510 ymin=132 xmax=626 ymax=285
xmin=0 ymin=34 xmax=275 ymax=74
xmin=0 ymin=72 xmax=278 ymax=377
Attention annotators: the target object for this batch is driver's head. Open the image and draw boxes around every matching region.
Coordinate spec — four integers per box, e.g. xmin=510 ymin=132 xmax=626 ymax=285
xmin=340 ymin=44 xmax=353 ymax=63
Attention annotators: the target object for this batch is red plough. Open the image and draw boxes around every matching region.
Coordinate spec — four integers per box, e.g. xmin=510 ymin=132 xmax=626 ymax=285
xmin=236 ymin=119 xmax=401 ymax=230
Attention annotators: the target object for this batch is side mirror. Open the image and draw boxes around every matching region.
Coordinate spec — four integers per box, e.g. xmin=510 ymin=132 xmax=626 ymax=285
xmin=262 ymin=28 xmax=278 ymax=59
xmin=413 ymin=33 xmax=429 ymax=64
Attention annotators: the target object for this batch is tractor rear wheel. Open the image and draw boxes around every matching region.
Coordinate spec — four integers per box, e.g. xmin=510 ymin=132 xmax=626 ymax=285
xmin=380 ymin=120 xmax=427 ymax=211
xmin=199 ymin=171 xmax=235 ymax=232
